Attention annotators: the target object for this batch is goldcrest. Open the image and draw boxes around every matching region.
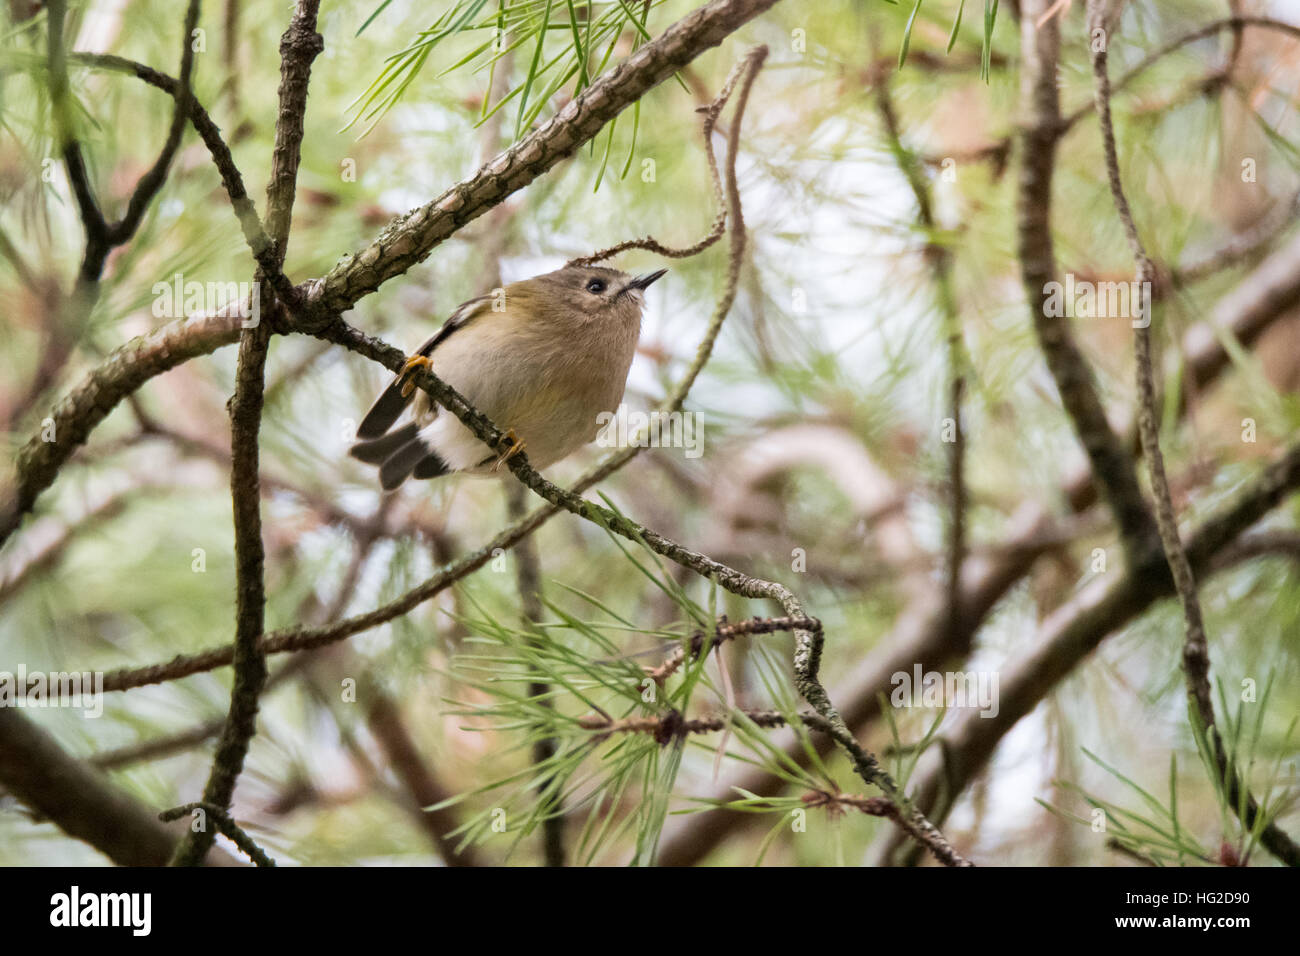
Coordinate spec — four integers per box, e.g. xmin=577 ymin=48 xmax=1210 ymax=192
xmin=350 ymin=264 xmax=667 ymax=490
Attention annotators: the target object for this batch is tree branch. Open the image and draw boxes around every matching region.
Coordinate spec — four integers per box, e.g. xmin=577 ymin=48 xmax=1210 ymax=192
xmin=0 ymin=309 xmax=244 ymax=547
xmin=1087 ymin=2 xmax=1294 ymax=866
xmin=170 ymin=0 xmax=322 ymax=868
xmin=1087 ymin=0 xmax=1215 ymax=775
xmin=872 ymin=59 xmax=969 ymax=655
xmin=106 ymin=0 xmax=201 ymax=246
xmin=1086 ymin=13 xmax=1300 ymax=858
xmin=46 ymin=0 xmax=107 ymax=276
xmin=1018 ymin=0 xmax=1157 ymax=561
xmin=48 ymin=0 xmax=202 ymax=289
xmin=2 ymin=2 xmax=781 ymax=549
xmin=659 ymin=247 xmax=1300 ymax=864
xmin=1060 ymin=16 xmax=1300 ymax=135
xmin=297 ymin=0 xmax=783 ymax=326
xmin=0 ymin=709 xmax=235 ymax=866
xmin=896 ymin=439 xmax=1300 ymax=866
xmin=159 ymin=801 xmax=274 ymax=867
xmin=69 ymin=51 xmax=298 ymax=307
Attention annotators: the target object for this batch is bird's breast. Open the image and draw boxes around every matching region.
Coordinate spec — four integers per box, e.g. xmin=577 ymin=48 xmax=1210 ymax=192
xmin=425 ymin=310 xmax=639 ymax=468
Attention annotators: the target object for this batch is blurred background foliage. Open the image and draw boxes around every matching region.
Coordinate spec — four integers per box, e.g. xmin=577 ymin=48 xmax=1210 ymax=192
xmin=0 ymin=0 xmax=1298 ymax=865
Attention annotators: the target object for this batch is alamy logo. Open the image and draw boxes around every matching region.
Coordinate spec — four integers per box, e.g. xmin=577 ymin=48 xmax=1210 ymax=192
xmin=890 ymin=665 xmax=999 ymax=718
xmin=50 ymin=886 xmax=151 ymax=936
xmin=152 ymin=272 xmax=260 ymax=327
xmin=0 ymin=666 xmax=104 ymax=718
xmin=1042 ymin=273 xmax=1151 ymax=328
xmin=596 ymin=404 xmax=704 ymax=459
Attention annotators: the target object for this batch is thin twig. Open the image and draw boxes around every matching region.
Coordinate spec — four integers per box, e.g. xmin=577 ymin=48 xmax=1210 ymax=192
xmin=159 ymin=802 xmax=276 ymax=867
xmin=895 ymin=438 xmax=1300 ymax=866
xmin=300 ymin=0 xmax=784 ymax=324
xmin=507 ymin=483 xmax=565 ymax=866
xmin=170 ymin=0 xmax=322 ymax=868
xmin=48 ymin=0 xmax=202 ymax=289
xmin=1170 ymin=191 xmax=1300 ymax=289
xmin=46 ymin=0 xmax=108 ymax=279
xmin=0 ymin=489 xmax=137 ymax=603
xmin=107 ymin=0 xmax=200 ymax=246
xmin=566 ymin=46 xmax=750 ymax=266
xmin=69 ymin=52 xmax=299 ymax=308
xmin=872 ymin=59 xmax=968 ymax=652
xmin=646 ymin=615 xmax=820 ymax=684
xmin=1 ymin=4 xmax=783 ymax=549
xmin=1087 ymin=0 xmax=1211 ymax=743
xmin=1087 ymin=0 xmax=1300 ymax=868
xmin=1060 ymin=16 xmax=1300 ymax=134
xmin=576 ymin=707 xmax=800 ymax=739
xmin=1017 ymin=0 xmax=1157 ymax=561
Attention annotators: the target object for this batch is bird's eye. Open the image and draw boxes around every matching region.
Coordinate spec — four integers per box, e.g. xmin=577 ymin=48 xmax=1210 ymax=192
xmin=585 ymin=278 xmax=607 ymax=294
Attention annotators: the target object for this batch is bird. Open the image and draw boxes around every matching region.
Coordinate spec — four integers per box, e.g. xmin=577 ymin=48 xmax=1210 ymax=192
xmin=349 ymin=263 xmax=667 ymax=491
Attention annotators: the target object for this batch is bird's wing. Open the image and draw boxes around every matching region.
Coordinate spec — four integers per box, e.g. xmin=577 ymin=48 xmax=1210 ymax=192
xmin=353 ymin=294 xmax=494 ymax=440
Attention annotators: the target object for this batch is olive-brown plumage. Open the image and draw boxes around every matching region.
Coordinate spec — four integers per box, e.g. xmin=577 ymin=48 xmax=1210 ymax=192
xmin=350 ymin=264 xmax=665 ymax=490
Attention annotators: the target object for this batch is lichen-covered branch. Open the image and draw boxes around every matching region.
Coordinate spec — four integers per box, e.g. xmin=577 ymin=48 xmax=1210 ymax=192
xmin=646 ymin=615 xmax=820 ymax=684
xmin=1086 ymin=0 xmax=1211 ymax=762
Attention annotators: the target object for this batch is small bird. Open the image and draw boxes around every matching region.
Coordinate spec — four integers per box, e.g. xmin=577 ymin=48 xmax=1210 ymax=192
xmin=350 ymin=263 xmax=666 ymax=491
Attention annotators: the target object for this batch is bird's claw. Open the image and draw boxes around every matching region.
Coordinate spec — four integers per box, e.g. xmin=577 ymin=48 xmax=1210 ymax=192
xmin=399 ymin=353 xmax=433 ymax=398
xmin=493 ymin=429 xmax=526 ymax=471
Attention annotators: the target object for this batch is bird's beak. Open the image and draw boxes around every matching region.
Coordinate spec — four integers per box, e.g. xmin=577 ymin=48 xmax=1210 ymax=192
xmin=626 ymin=268 xmax=667 ymax=291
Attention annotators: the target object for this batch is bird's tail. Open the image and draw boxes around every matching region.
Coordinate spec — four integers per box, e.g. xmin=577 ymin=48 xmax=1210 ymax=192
xmin=349 ymin=424 xmax=450 ymax=490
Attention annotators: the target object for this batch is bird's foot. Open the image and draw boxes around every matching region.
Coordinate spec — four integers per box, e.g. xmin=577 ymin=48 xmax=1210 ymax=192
xmin=493 ymin=429 xmax=526 ymax=471
xmin=398 ymin=353 xmax=433 ymax=398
